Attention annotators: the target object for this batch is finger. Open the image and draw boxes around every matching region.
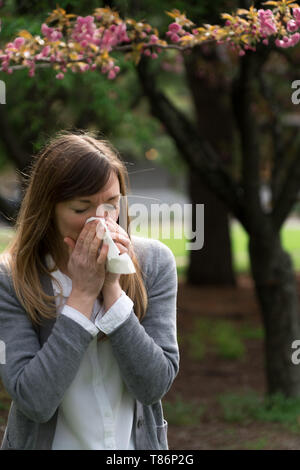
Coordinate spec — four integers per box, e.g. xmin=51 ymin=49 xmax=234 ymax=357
xmin=75 ymin=221 xmax=97 ymax=252
xmin=76 ymin=223 xmax=98 ymax=259
xmin=81 ymin=226 xmax=97 ymax=255
xmin=115 ymin=242 xmax=128 ymax=254
xmin=97 ymin=242 xmax=109 ymax=264
xmin=89 ymin=230 xmax=104 ymax=257
xmin=105 ymin=217 xmax=125 ymax=236
xmin=96 ymin=223 xmax=106 ymax=240
xmin=110 ymin=232 xmax=130 ymax=250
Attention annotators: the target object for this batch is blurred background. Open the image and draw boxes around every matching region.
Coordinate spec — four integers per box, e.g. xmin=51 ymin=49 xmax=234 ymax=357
xmin=1 ymin=0 xmax=300 ymax=450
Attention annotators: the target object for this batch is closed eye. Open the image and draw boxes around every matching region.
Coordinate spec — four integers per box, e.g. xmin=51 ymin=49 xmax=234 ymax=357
xmin=74 ymin=203 xmax=118 ymax=214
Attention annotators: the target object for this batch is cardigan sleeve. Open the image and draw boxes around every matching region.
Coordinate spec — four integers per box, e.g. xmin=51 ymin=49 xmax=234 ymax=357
xmin=104 ymin=239 xmax=180 ymax=405
xmin=60 ymin=304 xmax=100 ymax=337
xmin=60 ymin=290 xmax=133 ymax=336
xmin=0 ymin=266 xmax=95 ymax=423
xmin=94 ymin=290 xmax=133 ymax=334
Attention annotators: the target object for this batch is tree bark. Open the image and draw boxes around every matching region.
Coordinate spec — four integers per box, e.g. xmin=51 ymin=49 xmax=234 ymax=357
xmin=183 ymin=44 xmax=236 ymax=285
xmin=187 ymin=169 xmax=235 ymax=285
xmin=249 ymin=230 xmax=300 ymax=396
xmin=234 ymin=50 xmax=300 ymax=397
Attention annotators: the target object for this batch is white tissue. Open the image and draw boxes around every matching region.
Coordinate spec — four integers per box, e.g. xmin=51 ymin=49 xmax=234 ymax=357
xmin=84 ymin=216 xmax=136 ymax=274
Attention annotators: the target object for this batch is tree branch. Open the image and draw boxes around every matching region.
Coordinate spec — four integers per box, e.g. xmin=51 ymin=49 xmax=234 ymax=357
xmin=136 ymin=55 xmax=248 ymax=229
xmin=231 ymin=50 xmax=267 ymax=234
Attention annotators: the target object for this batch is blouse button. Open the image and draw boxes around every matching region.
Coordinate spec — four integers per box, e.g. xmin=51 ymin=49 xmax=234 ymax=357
xmin=137 ymin=416 xmax=144 ymax=428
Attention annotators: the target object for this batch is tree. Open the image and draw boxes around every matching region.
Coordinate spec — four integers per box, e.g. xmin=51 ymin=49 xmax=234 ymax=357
xmin=1 ymin=1 xmax=300 ymax=396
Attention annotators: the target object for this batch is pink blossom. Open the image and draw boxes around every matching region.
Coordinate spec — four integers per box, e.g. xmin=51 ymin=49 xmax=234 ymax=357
xmin=151 ymin=52 xmax=158 ymax=59
xmin=41 ymin=23 xmax=63 ymax=42
xmin=95 ymin=22 xmax=130 ymax=51
xmin=34 ymin=45 xmax=51 ymax=60
xmin=168 ymin=22 xmax=181 ymax=33
xmin=108 ymin=70 xmax=116 ymax=79
xmin=149 ymin=34 xmax=158 ymax=44
xmin=56 ymin=72 xmax=64 ymax=79
xmin=41 ymin=45 xmax=51 ymax=56
xmin=258 ymin=9 xmax=277 ymax=36
xmin=287 ymin=19 xmax=298 ymax=33
xmin=100 ymin=59 xmax=120 ymax=80
xmin=71 ymin=16 xmax=97 ymax=46
xmin=275 ymin=38 xmax=285 ymax=47
xmin=274 ymin=33 xmax=300 ymax=48
xmin=293 ymin=8 xmax=300 ymax=25
xmin=170 ymin=33 xmax=180 ymax=43
xmin=13 ymin=37 xmax=25 ymax=49
xmin=290 ymin=32 xmax=300 ymax=46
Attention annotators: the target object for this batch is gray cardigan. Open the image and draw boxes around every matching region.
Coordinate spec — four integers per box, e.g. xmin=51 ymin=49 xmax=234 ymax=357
xmin=0 ymin=235 xmax=179 ymax=450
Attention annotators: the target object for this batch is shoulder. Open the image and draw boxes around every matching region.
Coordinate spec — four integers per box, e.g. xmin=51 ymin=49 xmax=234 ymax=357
xmin=131 ymin=235 xmax=175 ymax=265
xmin=131 ymin=235 xmax=176 ymax=288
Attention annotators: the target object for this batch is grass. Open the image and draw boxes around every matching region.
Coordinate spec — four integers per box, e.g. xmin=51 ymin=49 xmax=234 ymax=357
xmin=218 ymin=389 xmax=300 ymax=434
xmin=229 ymin=222 xmax=300 ymax=273
xmin=162 ymin=392 xmax=206 ymax=426
xmin=183 ymin=318 xmax=248 ymax=361
xmin=132 ymin=218 xmax=300 ymax=278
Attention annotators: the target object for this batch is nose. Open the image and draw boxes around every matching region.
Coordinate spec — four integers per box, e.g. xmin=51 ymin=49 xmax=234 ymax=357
xmin=95 ymin=203 xmax=109 ymax=219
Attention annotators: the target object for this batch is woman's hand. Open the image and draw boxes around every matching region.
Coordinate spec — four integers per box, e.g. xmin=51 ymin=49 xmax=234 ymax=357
xmin=63 ymin=220 xmax=109 ymax=300
xmin=101 ymin=216 xmax=134 ymax=289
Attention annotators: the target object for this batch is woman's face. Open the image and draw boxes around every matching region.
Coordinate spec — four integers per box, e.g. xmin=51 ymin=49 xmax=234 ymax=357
xmin=54 ymin=171 xmax=121 ymax=250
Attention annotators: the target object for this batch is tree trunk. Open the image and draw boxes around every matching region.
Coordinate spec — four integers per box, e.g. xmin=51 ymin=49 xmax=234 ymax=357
xmin=187 ymin=169 xmax=235 ymax=285
xmin=249 ymin=231 xmax=300 ymax=396
xmin=183 ymin=44 xmax=236 ymax=285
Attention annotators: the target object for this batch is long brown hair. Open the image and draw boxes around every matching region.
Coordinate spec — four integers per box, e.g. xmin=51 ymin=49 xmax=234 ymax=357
xmin=0 ymin=129 xmax=148 ymax=341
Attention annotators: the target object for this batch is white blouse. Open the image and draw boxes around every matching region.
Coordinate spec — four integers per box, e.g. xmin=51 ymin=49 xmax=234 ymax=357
xmin=45 ymin=254 xmax=136 ymax=450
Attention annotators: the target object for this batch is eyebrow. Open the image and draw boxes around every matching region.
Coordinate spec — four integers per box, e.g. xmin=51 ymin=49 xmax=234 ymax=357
xmin=76 ymin=194 xmax=120 ymax=204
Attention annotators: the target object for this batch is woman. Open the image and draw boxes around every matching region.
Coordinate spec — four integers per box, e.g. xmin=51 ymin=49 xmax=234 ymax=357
xmin=0 ymin=129 xmax=179 ymax=450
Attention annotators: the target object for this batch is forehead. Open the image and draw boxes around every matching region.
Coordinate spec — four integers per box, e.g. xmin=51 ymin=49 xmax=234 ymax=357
xmin=75 ymin=172 xmax=120 ymax=201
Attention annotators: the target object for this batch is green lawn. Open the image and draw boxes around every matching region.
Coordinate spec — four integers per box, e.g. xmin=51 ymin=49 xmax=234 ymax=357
xmin=133 ymin=221 xmax=300 ymax=275
xmin=230 ymin=223 xmax=300 ymax=273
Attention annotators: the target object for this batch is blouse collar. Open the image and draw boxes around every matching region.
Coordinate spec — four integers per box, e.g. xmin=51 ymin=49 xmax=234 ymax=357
xmin=45 ymin=253 xmax=72 ymax=297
